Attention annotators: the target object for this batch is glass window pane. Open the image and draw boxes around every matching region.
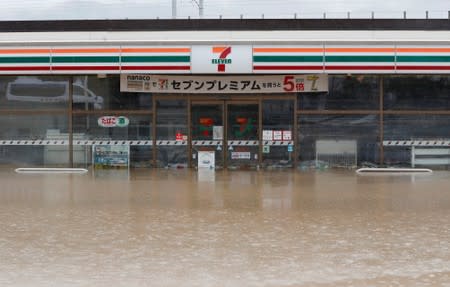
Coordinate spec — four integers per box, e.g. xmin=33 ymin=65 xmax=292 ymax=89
xmin=384 ymin=75 xmax=450 ymax=110
xmin=383 ymin=115 xmax=450 ymax=167
xmin=262 ymin=100 xmax=294 ymax=169
xmin=156 ymin=100 xmax=188 ymax=168
xmin=298 ymin=114 xmax=379 ymax=169
xmin=72 ymin=75 xmax=152 ymax=111
xmin=0 ymin=114 xmax=69 ymax=167
xmin=72 ymin=114 xmax=152 ymax=168
xmin=0 ymin=76 xmax=70 ymax=110
xmin=298 ymin=75 xmax=379 ymax=110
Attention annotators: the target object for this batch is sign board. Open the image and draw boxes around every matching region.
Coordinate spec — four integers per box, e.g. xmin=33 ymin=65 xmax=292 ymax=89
xmin=92 ymin=145 xmax=130 ymax=169
xmin=263 ymin=145 xmax=270 ymax=154
xmin=282 ymin=131 xmax=292 ymax=141
xmin=273 ymin=131 xmax=283 ymax=141
xmin=120 ymin=74 xmax=328 ymax=94
xmin=98 ymin=116 xmax=129 ymax=128
xmin=231 ymin=152 xmax=251 ymax=159
xmin=191 ymin=45 xmax=253 ymax=74
xmin=176 ymin=132 xmax=185 ymax=141
xmin=263 ymin=130 xmax=273 ymax=141
xmin=198 ymin=151 xmax=215 ymax=168
xmin=213 ymin=126 xmax=223 ymax=140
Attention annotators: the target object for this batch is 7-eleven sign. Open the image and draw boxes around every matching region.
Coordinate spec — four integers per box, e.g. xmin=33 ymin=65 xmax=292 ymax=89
xmin=212 ymin=46 xmax=232 ymax=72
xmin=191 ymin=45 xmax=252 ymax=74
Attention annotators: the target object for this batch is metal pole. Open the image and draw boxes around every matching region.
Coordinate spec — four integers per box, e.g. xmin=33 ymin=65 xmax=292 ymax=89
xmin=172 ymin=0 xmax=177 ymax=19
xmin=371 ymin=11 xmax=374 ymax=19
xmin=403 ymin=11 xmax=406 ymax=19
xmin=426 ymin=10 xmax=429 ymax=19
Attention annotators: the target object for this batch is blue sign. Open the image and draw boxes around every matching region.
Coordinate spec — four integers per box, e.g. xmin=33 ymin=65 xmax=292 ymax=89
xmin=288 ymin=144 xmax=294 ymax=152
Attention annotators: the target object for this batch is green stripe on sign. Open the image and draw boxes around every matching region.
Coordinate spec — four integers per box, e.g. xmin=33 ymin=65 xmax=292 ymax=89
xmin=253 ymin=56 xmax=323 ymax=62
xmin=325 ymin=56 xmax=395 ymax=62
xmin=0 ymin=57 xmax=50 ymax=63
xmin=52 ymin=56 xmax=120 ymax=63
xmin=397 ymin=56 xmax=450 ymax=62
xmin=122 ymin=56 xmax=190 ymax=63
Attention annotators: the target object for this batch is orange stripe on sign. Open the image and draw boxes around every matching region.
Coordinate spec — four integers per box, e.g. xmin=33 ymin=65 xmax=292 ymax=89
xmin=52 ymin=48 xmax=121 ymax=54
xmin=122 ymin=48 xmax=191 ymax=53
xmin=0 ymin=49 xmax=51 ymax=54
xmin=253 ymin=48 xmax=323 ymax=53
xmin=325 ymin=48 xmax=395 ymax=53
xmin=212 ymin=47 xmax=228 ymax=53
xmin=396 ymin=48 xmax=450 ymax=53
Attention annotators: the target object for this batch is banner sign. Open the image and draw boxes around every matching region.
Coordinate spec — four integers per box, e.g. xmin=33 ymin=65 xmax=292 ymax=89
xmin=120 ymin=74 xmax=328 ymax=94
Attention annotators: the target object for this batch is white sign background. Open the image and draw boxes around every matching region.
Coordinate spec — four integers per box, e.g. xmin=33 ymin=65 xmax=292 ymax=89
xmin=191 ymin=45 xmax=253 ymax=74
xmin=120 ymin=74 xmax=328 ymax=94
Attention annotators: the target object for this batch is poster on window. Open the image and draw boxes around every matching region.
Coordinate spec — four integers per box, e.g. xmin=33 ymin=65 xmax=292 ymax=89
xmin=92 ymin=145 xmax=130 ymax=169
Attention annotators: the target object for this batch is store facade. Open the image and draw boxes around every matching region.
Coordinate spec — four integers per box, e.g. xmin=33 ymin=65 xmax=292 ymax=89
xmin=0 ymin=19 xmax=449 ymax=170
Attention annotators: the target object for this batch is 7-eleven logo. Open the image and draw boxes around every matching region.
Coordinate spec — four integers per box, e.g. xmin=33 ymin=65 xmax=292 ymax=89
xmin=211 ymin=46 xmax=232 ymax=72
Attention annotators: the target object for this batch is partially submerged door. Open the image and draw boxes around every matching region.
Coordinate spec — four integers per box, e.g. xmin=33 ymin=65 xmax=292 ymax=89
xmin=226 ymin=102 xmax=259 ymax=170
xmin=191 ymin=102 xmax=224 ymax=169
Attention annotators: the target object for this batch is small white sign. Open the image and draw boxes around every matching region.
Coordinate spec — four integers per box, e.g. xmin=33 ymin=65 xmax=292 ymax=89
xmin=282 ymin=130 xmax=292 ymax=141
xmin=263 ymin=130 xmax=273 ymax=141
xmin=231 ymin=152 xmax=251 ymax=159
xmin=273 ymin=130 xmax=283 ymax=141
xmin=213 ymin=126 xmax=223 ymax=140
xmin=198 ymin=151 xmax=215 ymax=168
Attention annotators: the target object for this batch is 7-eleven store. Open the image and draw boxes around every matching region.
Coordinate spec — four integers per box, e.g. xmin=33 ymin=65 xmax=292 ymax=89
xmin=0 ymin=19 xmax=449 ymax=170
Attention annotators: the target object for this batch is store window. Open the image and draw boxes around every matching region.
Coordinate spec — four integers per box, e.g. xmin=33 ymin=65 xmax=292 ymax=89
xmin=156 ymin=99 xmax=188 ymax=168
xmin=0 ymin=114 xmax=69 ymax=167
xmin=0 ymin=76 xmax=70 ymax=110
xmin=298 ymin=75 xmax=380 ymax=110
xmin=262 ymin=100 xmax=295 ymax=169
xmin=72 ymin=114 xmax=152 ymax=168
xmin=383 ymin=115 xmax=450 ymax=167
xmin=72 ymin=75 xmax=152 ymax=111
xmin=297 ymin=114 xmax=379 ymax=169
xmin=384 ymin=75 xmax=450 ymax=110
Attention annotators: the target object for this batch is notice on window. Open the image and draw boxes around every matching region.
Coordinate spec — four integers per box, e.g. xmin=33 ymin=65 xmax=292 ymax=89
xmin=263 ymin=130 xmax=273 ymax=141
xmin=231 ymin=152 xmax=251 ymax=159
xmin=273 ymin=131 xmax=283 ymax=141
xmin=92 ymin=145 xmax=129 ymax=169
xmin=213 ymin=126 xmax=223 ymax=140
xmin=282 ymin=131 xmax=292 ymax=141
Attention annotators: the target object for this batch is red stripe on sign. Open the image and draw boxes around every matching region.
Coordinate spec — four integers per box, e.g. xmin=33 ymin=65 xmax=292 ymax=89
xmin=218 ymin=47 xmax=232 ymax=72
xmin=397 ymin=66 xmax=450 ymax=70
xmin=254 ymin=65 xmax=323 ymax=70
xmin=0 ymin=66 xmax=50 ymax=71
xmin=325 ymin=65 xmax=395 ymax=70
xmin=52 ymin=66 xmax=120 ymax=71
xmin=122 ymin=66 xmax=191 ymax=70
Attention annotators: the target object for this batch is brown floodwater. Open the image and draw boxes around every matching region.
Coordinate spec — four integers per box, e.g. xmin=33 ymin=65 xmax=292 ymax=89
xmin=0 ymin=168 xmax=449 ymax=286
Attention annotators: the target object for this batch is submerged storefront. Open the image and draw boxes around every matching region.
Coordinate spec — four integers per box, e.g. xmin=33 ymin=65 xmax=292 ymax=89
xmin=0 ymin=19 xmax=449 ymax=170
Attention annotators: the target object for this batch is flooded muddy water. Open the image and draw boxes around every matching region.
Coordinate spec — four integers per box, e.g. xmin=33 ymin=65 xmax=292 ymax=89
xmin=0 ymin=168 xmax=449 ymax=286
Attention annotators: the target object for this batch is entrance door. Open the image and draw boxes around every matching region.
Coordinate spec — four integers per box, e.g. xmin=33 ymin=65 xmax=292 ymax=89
xmin=190 ymin=100 xmax=260 ymax=170
xmin=226 ymin=102 xmax=259 ymax=170
xmin=191 ymin=102 xmax=224 ymax=169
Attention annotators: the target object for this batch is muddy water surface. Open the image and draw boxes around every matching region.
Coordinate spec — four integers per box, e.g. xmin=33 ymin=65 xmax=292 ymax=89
xmin=0 ymin=168 xmax=449 ymax=286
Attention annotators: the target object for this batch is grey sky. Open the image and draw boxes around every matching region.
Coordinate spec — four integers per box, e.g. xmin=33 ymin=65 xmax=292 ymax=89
xmin=0 ymin=0 xmax=448 ymax=20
